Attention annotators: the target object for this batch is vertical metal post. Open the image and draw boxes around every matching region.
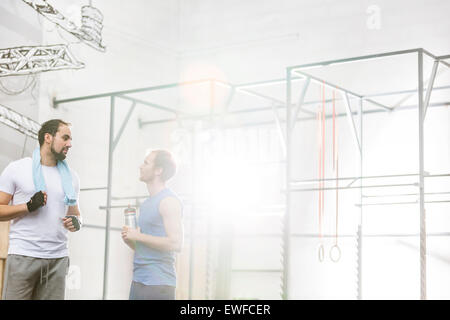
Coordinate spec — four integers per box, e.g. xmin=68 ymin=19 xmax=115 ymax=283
xmin=102 ymin=95 xmax=115 ymax=300
xmin=205 ymin=80 xmax=215 ymax=300
xmin=188 ymin=128 xmax=196 ymax=300
xmin=418 ymin=50 xmax=427 ymax=300
xmin=357 ymin=98 xmax=363 ymax=300
xmin=282 ymin=68 xmax=292 ymax=300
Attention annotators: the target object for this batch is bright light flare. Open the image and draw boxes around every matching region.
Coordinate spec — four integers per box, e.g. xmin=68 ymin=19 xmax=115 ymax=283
xmin=200 ymin=155 xmax=270 ymax=217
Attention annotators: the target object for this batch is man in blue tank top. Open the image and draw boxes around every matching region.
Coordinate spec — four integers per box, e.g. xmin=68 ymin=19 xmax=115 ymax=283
xmin=121 ymin=150 xmax=183 ymax=300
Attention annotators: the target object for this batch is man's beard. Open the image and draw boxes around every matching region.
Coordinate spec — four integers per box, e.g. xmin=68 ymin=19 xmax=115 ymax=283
xmin=51 ymin=145 xmax=67 ymax=161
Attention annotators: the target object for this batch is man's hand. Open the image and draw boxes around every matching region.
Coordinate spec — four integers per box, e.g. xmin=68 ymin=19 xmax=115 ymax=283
xmin=26 ymin=191 xmax=47 ymax=212
xmin=122 ymin=226 xmax=141 ymax=242
xmin=62 ymin=216 xmax=80 ymax=232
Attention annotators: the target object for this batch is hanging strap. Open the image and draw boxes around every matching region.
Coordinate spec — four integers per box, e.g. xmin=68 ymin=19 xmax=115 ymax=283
xmin=321 ymin=83 xmax=325 ymax=224
xmin=317 ymin=109 xmax=324 ymax=262
xmin=317 ymin=83 xmax=326 ymax=262
xmin=330 ymin=90 xmax=341 ymax=262
xmin=330 ymin=156 xmax=341 ymax=262
xmin=333 ymin=90 xmax=336 ymax=171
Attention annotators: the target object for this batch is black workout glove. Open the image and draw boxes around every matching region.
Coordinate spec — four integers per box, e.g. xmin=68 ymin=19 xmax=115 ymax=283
xmin=26 ymin=191 xmax=45 ymax=212
xmin=66 ymin=215 xmax=82 ymax=231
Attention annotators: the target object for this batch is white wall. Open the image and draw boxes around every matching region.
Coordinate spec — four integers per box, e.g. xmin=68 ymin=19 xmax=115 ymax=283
xmin=178 ymin=0 xmax=450 ymax=83
xmin=0 ymin=0 xmax=42 ymax=167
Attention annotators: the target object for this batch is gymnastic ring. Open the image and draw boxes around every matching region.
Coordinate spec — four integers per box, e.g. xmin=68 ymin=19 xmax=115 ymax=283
xmin=318 ymin=244 xmax=325 ymax=262
xmin=329 ymin=244 xmax=341 ymax=263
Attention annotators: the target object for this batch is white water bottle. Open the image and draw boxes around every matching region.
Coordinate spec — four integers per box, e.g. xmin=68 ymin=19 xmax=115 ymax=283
xmin=124 ymin=205 xmax=137 ymax=229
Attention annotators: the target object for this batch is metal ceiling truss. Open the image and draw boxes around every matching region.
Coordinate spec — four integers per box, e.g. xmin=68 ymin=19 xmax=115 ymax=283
xmin=0 ymin=103 xmax=40 ymax=139
xmin=21 ymin=0 xmax=105 ymax=52
xmin=0 ymin=44 xmax=84 ymax=77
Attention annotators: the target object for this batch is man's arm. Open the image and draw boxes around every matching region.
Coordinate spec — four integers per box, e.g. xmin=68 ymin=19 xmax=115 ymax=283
xmin=0 ymin=191 xmax=28 ymax=221
xmin=122 ymin=236 xmax=136 ymax=251
xmin=123 ymin=197 xmax=183 ymax=252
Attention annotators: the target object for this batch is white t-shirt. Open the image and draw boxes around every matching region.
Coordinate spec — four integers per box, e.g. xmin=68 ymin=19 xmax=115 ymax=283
xmin=0 ymin=157 xmax=80 ymax=259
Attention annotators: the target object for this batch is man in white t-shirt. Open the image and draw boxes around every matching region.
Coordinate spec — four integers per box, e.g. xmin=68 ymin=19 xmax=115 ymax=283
xmin=0 ymin=119 xmax=82 ymax=300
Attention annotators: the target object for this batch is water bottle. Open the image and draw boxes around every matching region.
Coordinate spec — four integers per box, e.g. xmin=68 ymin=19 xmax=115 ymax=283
xmin=124 ymin=205 xmax=137 ymax=229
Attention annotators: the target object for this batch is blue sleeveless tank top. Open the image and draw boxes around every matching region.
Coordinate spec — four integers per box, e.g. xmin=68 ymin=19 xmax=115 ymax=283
xmin=133 ymin=188 xmax=182 ymax=286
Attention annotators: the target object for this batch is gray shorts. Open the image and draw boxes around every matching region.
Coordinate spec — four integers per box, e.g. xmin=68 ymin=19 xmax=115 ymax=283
xmin=2 ymin=254 xmax=69 ymax=300
xmin=129 ymin=281 xmax=175 ymax=300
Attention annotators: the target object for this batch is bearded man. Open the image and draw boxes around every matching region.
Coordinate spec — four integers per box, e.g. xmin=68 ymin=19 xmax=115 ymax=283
xmin=0 ymin=119 xmax=82 ymax=300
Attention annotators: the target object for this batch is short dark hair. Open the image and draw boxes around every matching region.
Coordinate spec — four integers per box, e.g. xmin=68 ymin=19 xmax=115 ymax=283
xmin=153 ymin=150 xmax=176 ymax=182
xmin=38 ymin=119 xmax=70 ymax=147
